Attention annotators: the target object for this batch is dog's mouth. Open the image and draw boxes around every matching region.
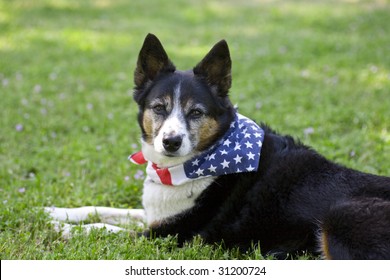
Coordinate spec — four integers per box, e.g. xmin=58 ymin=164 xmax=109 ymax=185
xmin=162 ymin=151 xmax=179 ymax=158
xmin=157 ymin=152 xmax=196 ymax=168
xmin=160 ymin=147 xmax=197 ymax=160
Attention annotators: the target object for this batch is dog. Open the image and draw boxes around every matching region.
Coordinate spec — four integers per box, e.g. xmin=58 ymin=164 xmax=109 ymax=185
xmin=46 ymin=33 xmax=390 ymax=260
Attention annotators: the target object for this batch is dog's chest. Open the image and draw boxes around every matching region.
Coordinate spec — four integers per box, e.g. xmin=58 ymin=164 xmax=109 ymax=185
xmin=142 ymin=176 xmax=215 ymax=226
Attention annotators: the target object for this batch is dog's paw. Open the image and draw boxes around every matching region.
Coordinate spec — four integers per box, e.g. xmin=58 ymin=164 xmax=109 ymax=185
xmin=50 ymin=220 xmax=74 ymax=239
xmin=50 ymin=220 xmax=128 ymax=239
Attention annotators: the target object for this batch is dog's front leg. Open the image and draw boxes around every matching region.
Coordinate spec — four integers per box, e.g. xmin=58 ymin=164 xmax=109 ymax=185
xmin=44 ymin=206 xmax=146 ymax=238
xmin=44 ymin=206 xmax=145 ymax=225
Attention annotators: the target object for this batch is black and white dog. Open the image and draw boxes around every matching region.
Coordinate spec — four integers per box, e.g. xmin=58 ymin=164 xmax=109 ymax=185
xmin=46 ymin=34 xmax=390 ymax=259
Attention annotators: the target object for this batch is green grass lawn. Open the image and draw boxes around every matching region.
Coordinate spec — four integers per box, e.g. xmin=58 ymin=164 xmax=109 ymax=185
xmin=0 ymin=0 xmax=389 ymax=259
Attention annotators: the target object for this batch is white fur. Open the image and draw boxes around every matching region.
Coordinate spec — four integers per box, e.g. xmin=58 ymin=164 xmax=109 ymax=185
xmin=44 ymin=206 xmax=145 ymax=238
xmin=50 ymin=221 xmax=127 ymax=239
xmin=142 ymin=175 xmax=215 ymax=225
xmin=153 ymin=83 xmax=193 ymax=158
xmin=44 ymin=206 xmax=145 ymax=225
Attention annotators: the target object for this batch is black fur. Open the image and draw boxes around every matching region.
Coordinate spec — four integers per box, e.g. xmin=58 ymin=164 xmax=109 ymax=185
xmin=134 ymin=34 xmax=390 ymax=260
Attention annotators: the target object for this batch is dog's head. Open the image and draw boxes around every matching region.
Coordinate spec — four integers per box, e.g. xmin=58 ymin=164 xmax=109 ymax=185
xmin=133 ymin=34 xmax=235 ymax=167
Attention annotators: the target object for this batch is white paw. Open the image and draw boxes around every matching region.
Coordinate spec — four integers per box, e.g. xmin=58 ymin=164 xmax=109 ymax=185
xmin=50 ymin=220 xmax=127 ymax=239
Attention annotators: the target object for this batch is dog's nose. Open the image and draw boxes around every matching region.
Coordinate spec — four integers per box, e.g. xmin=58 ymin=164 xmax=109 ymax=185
xmin=162 ymin=135 xmax=182 ymax=153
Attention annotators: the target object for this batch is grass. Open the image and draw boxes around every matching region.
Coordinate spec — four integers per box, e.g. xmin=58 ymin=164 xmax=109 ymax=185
xmin=0 ymin=0 xmax=389 ymax=260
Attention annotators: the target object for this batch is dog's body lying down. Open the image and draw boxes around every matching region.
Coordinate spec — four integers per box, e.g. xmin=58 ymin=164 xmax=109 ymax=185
xmin=47 ymin=34 xmax=390 ymax=259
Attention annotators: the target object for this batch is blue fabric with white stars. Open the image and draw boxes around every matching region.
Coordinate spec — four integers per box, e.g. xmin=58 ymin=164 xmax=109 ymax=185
xmin=183 ymin=113 xmax=264 ymax=179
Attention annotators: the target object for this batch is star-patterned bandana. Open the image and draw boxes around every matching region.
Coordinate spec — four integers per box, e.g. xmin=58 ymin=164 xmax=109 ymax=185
xmin=130 ymin=113 xmax=264 ymax=186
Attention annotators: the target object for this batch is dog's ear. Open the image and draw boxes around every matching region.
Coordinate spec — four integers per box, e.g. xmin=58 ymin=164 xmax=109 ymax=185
xmin=193 ymin=40 xmax=232 ymax=97
xmin=134 ymin=34 xmax=176 ymax=90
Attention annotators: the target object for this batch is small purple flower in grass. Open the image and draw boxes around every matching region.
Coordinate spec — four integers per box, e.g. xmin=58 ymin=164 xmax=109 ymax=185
xmin=131 ymin=143 xmax=138 ymax=150
xmin=134 ymin=170 xmax=145 ymax=180
xmin=2 ymin=78 xmax=9 ymax=87
xmin=18 ymin=187 xmax=26 ymax=193
xmin=15 ymin=124 xmax=23 ymax=131
xmin=40 ymin=108 xmax=47 ymax=115
xmin=33 ymin=84 xmax=42 ymax=93
xmin=304 ymin=127 xmax=315 ymax=137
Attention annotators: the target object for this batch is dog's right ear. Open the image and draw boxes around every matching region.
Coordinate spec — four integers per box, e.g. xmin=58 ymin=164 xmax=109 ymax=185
xmin=193 ymin=39 xmax=232 ymax=97
xmin=134 ymin=33 xmax=176 ymax=92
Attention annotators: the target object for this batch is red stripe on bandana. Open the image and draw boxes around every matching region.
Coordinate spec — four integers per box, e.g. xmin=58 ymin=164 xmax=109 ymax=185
xmin=152 ymin=163 xmax=173 ymax=186
xmin=129 ymin=151 xmax=147 ymax=165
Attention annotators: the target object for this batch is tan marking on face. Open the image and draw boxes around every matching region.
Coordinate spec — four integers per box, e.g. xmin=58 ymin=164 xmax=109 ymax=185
xmin=142 ymin=109 xmax=154 ymax=144
xmin=196 ymin=117 xmax=220 ymax=151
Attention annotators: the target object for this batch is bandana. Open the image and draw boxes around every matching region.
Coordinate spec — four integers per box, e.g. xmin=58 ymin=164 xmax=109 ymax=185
xmin=129 ymin=113 xmax=264 ymax=186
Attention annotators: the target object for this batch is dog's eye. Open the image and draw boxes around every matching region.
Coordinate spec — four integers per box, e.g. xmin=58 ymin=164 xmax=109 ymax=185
xmin=152 ymin=104 xmax=166 ymax=114
xmin=189 ymin=109 xmax=204 ymax=118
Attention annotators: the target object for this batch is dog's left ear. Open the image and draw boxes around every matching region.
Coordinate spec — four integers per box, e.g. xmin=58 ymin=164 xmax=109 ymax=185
xmin=193 ymin=40 xmax=232 ymax=97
